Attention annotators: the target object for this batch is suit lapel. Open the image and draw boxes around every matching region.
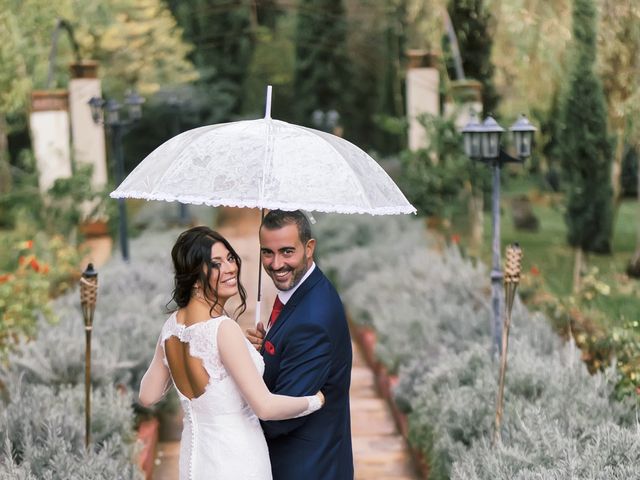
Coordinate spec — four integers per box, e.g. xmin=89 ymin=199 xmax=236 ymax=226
xmin=265 ymin=267 xmax=323 ymax=341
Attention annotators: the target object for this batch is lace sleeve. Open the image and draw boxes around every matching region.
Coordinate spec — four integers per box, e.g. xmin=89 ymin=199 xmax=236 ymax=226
xmin=217 ymin=318 xmax=324 ymax=421
xmin=139 ymin=333 xmax=172 ymax=407
xmin=293 ymin=394 xmax=323 ymax=418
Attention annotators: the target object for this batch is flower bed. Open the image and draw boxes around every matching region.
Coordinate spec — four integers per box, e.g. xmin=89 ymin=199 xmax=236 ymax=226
xmin=315 ymin=213 xmax=640 ymax=479
xmin=0 ymin=232 xmax=80 ymax=357
xmin=0 ymin=228 xmax=182 ymax=478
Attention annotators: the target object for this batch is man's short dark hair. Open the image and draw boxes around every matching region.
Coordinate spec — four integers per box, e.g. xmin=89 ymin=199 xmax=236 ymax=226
xmin=261 ymin=210 xmax=313 ymax=244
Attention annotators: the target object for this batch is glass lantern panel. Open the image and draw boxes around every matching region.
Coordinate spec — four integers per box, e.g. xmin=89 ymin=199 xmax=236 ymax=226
xmin=471 ymin=132 xmax=482 ymax=158
xmin=482 ymin=132 xmax=501 ymax=158
xmin=520 ymin=132 xmax=532 ymax=157
xmin=128 ymin=104 xmax=142 ymax=121
xmin=107 ymin=109 xmax=120 ymax=124
xmin=463 ymin=133 xmax=472 ymax=157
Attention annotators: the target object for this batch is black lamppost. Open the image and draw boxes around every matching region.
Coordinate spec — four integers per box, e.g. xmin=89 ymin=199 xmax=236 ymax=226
xmin=88 ymin=91 xmax=144 ymax=262
xmin=462 ymin=113 xmax=536 ymax=357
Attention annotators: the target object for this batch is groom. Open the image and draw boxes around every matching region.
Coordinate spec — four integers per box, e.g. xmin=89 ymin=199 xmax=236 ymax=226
xmin=247 ymin=210 xmax=354 ymax=479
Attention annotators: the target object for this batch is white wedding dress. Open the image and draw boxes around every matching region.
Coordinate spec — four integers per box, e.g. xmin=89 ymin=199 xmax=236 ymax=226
xmin=160 ymin=314 xmax=272 ymax=480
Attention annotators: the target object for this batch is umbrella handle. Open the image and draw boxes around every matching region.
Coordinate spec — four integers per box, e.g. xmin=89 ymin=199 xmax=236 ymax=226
xmin=264 ymin=85 xmax=272 ymax=119
xmin=255 ymin=299 xmax=262 ymax=327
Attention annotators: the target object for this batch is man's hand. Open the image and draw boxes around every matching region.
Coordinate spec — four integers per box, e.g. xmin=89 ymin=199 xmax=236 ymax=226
xmin=246 ymin=322 xmax=266 ymax=351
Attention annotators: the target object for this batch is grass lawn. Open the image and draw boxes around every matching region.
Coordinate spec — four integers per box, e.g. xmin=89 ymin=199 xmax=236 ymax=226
xmin=451 ymin=175 xmax=640 ymax=329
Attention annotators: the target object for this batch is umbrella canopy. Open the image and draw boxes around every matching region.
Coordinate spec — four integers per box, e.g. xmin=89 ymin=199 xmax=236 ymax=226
xmin=110 ymin=118 xmax=415 ymax=215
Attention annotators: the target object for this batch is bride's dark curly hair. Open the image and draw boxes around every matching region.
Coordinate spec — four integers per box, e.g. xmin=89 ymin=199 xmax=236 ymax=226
xmin=169 ymin=226 xmax=247 ymax=319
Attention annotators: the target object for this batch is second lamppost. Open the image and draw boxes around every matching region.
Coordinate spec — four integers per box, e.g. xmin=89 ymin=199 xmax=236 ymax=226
xmin=88 ymin=91 xmax=144 ymax=262
xmin=462 ymin=113 xmax=536 ymax=357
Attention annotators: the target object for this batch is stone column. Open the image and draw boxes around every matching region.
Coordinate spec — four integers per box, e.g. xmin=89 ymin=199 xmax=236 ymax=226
xmin=406 ymin=50 xmax=440 ymax=151
xmin=444 ymin=79 xmax=483 ymax=130
xmin=69 ymin=61 xmax=107 ymax=190
xmin=30 ymin=90 xmax=72 ymax=192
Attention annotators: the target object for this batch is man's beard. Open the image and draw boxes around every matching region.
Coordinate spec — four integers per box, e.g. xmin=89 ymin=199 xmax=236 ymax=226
xmin=270 ymin=255 xmax=309 ymax=291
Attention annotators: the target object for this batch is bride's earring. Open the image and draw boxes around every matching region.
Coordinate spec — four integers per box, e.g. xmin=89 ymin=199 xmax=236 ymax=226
xmin=192 ymin=286 xmax=204 ymax=300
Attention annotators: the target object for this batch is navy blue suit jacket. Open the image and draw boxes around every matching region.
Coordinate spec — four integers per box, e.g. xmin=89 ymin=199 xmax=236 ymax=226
xmin=260 ymin=266 xmax=353 ymax=480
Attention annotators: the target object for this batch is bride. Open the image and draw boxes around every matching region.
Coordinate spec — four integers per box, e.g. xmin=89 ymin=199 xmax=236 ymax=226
xmin=138 ymin=226 xmax=324 ymax=480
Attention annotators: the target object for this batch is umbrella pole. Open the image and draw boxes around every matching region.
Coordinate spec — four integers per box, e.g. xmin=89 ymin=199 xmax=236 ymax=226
xmin=255 ymin=208 xmax=265 ymax=325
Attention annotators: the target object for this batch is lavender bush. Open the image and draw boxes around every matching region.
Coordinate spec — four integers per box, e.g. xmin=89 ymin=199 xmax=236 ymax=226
xmin=314 ymin=213 xmax=639 ymax=479
xmin=0 ymin=226 xmax=182 ymax=476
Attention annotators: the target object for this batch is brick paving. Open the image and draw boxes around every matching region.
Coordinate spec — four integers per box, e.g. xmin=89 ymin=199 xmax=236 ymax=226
xmin=152 ymin=208 xmax=420 ymax=479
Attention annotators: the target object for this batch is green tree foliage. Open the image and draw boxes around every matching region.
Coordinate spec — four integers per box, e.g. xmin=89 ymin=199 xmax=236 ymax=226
xmin=168 ymin=0 xmax=255 ymax=123
xmin=242 ymin=15 xmax=296 ymax=120
xmin=444 ymin=0 xmax=499 ymax=115
xmin=374 ymin=0 xmax=408 ymax=153
xmin=398 ymin=113 xmax=489 ymax=218
xmin=338 ymin=0 xmax=408 ymax=153
xmin=293 ymin=0 xmax=352 ymax=128
xmin=486 ymin=0 xmax=571 ymax=117
xmin=559 ymin=0 xmax=612 ymax=254
xmin=0 ymin=0 xmax=196 ymax=112
xmin=596 ymin=1 xmax=640 ymax=205
xmin=0 ymin=0 xmax=197 ymax=184
xmin=72 ymin=0 xmax=198 ymax=97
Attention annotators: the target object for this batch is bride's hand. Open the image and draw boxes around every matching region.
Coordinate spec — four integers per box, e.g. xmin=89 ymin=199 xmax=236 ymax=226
xmin=316 ymin=390 xmax=325 ymax=406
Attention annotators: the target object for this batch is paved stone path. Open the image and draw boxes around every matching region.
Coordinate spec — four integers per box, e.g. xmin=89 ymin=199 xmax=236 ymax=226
xmin=152 ymin=208 xmax=419 ymax=479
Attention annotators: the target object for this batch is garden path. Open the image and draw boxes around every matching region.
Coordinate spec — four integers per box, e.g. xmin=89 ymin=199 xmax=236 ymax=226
xmin=152 ymin=208 xmax=419 ymax=479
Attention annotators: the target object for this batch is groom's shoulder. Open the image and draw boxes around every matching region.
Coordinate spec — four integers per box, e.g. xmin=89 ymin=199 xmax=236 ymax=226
xmin=305 ymin=267 xmax=341 ymax=301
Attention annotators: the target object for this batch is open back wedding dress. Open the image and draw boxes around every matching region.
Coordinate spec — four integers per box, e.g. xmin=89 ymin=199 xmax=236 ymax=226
xmin=143 ymin=313 xmax=321 ymax=480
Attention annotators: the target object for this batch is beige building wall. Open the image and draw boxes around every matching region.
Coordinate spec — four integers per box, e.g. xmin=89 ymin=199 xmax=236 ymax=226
xmin=406 ymin=65 xmax=440 ymax=151
xmin=30 ymin=91 xmax=72 ymax=193
xmin=69 ymin=62 xmax=107 ymax=190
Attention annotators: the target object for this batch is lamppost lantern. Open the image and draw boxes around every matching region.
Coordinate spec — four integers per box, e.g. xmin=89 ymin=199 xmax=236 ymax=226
xmin=462 ymin=113 xmax=483 ymax=159
xmin=125 ymin=90 xmax=145 ymax=121
xmin=481 ymin=116 xmax=505 ymax=159
xmin=326 ymin=109 xmax=340 ymax=131
xmin=510 ymin=114 xmax=537 ymax=159
xmin=311 ymin=109 xmax=340 ymax=133
xmin=88 ymin=96 xmax=105 ymax=124
xmin=105 ymin=99 xmax=120 ymax=124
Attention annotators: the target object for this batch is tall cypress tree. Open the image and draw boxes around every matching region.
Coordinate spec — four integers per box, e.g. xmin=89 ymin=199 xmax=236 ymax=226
xmin=445 ymin=0 xmax=499 ymax=115
xmin=168 ymin=0 xmax=255 ymax=122
xmin=559 ymin=0 xmax=613 ymax=287
xmin=293 ymin=0 xmax=351 ymax=128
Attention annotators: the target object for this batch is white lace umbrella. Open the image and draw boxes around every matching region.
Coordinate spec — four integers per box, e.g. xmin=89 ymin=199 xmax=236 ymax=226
xmin=110 ymin=86 xmax=415 ymax=322
xmin=110 ymin=87 xmax=415 ymax=216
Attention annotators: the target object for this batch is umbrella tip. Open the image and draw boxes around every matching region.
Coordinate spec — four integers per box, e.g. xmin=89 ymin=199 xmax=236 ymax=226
xmin=265 ymin=85 xmax=272 ymax=119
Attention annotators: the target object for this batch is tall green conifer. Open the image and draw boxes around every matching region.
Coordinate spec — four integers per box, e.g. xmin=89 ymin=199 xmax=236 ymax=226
xmin=445 ymin=0 xmax=499 ymax=115
xmin=559 ymin=0 xmax=613 ymax=288
xmin=168 ymin=0 xmax=255 ymax=122
xmin=292 ymin=0 xmax=351 ymax=128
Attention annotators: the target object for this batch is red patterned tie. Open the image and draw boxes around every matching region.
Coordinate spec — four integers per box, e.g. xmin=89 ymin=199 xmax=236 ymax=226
xmin=268 ymin=296 xmax=284 ymax=328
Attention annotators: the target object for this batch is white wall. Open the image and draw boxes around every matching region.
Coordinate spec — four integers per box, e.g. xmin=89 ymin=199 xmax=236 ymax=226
xmin=69 ymin=78 xmax=107 ymax=189
xmin=406 ymin=67 xmax=440 ymax=151
xmin=30 ymin=110 xmax=72 ymax=192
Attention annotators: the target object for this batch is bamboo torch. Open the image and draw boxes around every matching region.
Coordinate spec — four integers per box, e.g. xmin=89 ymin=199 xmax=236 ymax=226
xmin=80 ymin=263 xmax=98 ymax=449
xmin=493 ymin=243 xmax=523 ymax=446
